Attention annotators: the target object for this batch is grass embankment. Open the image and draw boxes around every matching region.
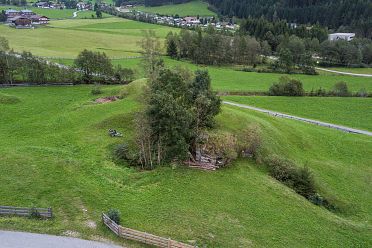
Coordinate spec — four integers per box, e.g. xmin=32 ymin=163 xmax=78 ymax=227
xmin=134 ymin=0 xmax=215 ymax=17
xmin=0 ymin=6 xmax=110 ymax=19
xmin=0 ymin=82 xmax=371 ymax=247
xmin=223 ymin=96 xmax=372 ymax=132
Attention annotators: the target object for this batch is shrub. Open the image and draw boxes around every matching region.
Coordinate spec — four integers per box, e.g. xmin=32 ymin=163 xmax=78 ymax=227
xmin=91 ymin=84 xmax=103 ymax=95
xmin=265 ymin=155 xmax=316 ymax=199
xmin=201 ymin=131 xmax=238 ymax=166
xmin=107 ymin=209 xmax=121 ymax=225
xmin=268 ymin=76 xmax=304 ymax=96
xmin=330 ymin=82 xmax=350 ymax=97
xmin=355 ymin=88 xmax=368 ymax=97
xmin=29 ymin=208 xmax=41 ymax=219
xmin=113 ymin=143 xmax=139 ymax=165
xmin=238 ymin=124 xmax=262 ymax=159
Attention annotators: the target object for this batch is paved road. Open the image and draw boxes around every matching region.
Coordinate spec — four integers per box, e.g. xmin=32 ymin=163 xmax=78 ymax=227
xmin=223 ymin=101 xmax=372 ymax=137
xmin=0 ymin=230 xmax=123 ymax=248
xmin=315 ymin=67 xmax=372 ymax=77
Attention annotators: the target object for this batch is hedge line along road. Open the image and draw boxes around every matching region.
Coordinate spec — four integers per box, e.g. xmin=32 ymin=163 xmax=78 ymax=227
xmin=0 ymin=230 xmax=123 ymax=248
xmin=223 ymin=101 xmax=372 ymax=137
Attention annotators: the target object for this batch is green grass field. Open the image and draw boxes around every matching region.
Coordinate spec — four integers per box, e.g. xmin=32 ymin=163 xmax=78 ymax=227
xmin=134 ymin=0 xmax=215 ymax=17
xmin=0 ymin=6 xmax=110 ymax=19
xmin=223 ymin=96 xmax=372 ymax=131
xmin=96 ymin=57 xmax=372 ymax=93
xmin=0 ymin=18 xmax=175 ymax=58
xmin=0 ymin=82 xmax=371 ymax=247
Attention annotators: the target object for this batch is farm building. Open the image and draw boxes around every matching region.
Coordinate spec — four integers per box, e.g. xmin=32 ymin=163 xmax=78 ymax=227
xmin=8 ymin=16 xmax=32 ymax=28
xmin=328 ymin=33 xmax=355 ymax=41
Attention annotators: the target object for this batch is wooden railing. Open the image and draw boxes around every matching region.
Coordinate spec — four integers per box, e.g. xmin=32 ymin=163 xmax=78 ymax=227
xmin=102 ymin=213 xmax=195 ymax=248
xmin=0 ymin=206 xmax=53 ymax=218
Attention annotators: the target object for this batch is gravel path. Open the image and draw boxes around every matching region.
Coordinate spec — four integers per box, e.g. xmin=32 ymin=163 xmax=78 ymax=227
xmin=0 ymin=230 xmax=123 ymax=248
xmin=315 ymin=67 xmax=372 ymax=77
xmin=223 ymin=101 xmax=372 ymax=137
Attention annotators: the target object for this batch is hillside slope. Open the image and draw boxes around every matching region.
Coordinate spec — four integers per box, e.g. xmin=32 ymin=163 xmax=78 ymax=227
xmin=0 ymin=82 xmax=371 ymax=247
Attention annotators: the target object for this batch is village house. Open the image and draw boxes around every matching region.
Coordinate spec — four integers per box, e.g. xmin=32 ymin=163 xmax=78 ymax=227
xmin=8 ymin=16 xmax=32 ymax=28
xmin=328 ymin=33 xmax=355 ymax=41
xmin=5 ymin=9 xmax=20 ymax=18
xmin=5 ymin=9 xmax=49 ymax=28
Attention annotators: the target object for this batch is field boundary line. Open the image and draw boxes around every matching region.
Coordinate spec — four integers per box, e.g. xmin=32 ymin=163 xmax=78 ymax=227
xmin=316 ymin=68 xmax=372 ymax=77
xmin=223 ymin=101 xmax=372 ymax=137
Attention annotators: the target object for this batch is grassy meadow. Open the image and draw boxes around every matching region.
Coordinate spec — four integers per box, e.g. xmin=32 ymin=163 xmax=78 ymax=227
xmin=0 ymin=17 xmax=176 ymax=58
xmin=0 ymin=82 xmax=371 ymax=247
xmin=223 ymin=96 xmax=372 ymax=131
xmin=0 ymin=6 xmax=110 ymax=19
xmin=134 ymin=0 xmax=215 ymax=17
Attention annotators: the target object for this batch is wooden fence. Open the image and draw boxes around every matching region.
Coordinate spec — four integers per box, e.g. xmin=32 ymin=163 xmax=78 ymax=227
xmin=102 ymin=213 xmax=195 ymax=248
xmin=0 ymin=206 xmax=53 ymax=218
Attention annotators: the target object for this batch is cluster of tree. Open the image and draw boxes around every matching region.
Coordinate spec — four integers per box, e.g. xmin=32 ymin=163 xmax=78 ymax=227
xmin=319 ymin=39 xmax=372 ymax=67
xmin=0 ymin=0 xmax=27 ymax=6
xmin=0 ymin=37 xmax=79 ymax=84
xmin=268 ymin=77 xmax=370 ymax=97
xmin=268 ymin=76 xmax=305 ymax=96
xmin=0 ymin=37 xmax=135 ymax=85
xmin=0 ymin=51 xmax=80 ymax=84
xmin=74 ymin=49 xmax=135 ymax=84
xmin=206 ymin=0 xmax=372 ymax=38
xmin=166 ymin=28 xmax=262 ymax=66
xmin=0 ymin=10 xmax=6 ymax=22
xmin=114 ymin=31 xmax=221 ymax=169
xmin=271 ymin=35 xmax=317 ymax=74
xmin=93 ymin=3 xmax=103 ymax=18
xmin=59 ymin=0 xmax=78 ymax=9
xmin=239 ymin=17 xmax=328 ymax=51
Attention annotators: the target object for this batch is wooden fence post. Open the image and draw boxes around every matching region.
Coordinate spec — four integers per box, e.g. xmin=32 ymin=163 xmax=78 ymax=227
xmin=167 ymin=238 xmax=171 ymax=248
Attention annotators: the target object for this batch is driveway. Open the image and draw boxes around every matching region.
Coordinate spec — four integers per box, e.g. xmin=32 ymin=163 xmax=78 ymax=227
xmin=0 ymin=230 xmax=123 ymax=248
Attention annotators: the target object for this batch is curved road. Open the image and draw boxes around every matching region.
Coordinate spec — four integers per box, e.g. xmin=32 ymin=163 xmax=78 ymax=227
xmin=223 ymin=101 xmax=372 ymax=137
xmin=315 ymin=67 xmax=372 ymax=77
xmin=0 ymin=230 xmax=123 ymax=248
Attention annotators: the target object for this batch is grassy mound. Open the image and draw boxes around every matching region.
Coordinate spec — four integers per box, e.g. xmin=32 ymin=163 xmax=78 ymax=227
xmin=0 ymin=93 xmax=20 ymax=104
xmin=0 ymin=82 xmax=370 ymax=247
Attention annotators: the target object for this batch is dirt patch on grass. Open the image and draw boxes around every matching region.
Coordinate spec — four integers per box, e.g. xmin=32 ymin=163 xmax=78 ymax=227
xmin=95 ymin=96 xmax=119 ymax=104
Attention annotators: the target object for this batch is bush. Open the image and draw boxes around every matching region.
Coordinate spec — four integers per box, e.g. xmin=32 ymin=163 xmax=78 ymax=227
xmin=91 ymin=84 xmax=103 ymax=95
xmin=201 ymin=131 xmax=238 ymax=166
xmin=107 ymin=209 xmax=121 ymax=225
xmin=355 ymin=88 xmax=368 ymax=97
xmin=330 ymin=82 xmax=350 ymax=97
xmin=238 ymin=124 xmax=262 ymax=159
xmin=268 ymin=76 xmax=304 ymax=96
xmin=29 ymin=208 xmax=41 ymax=219
xmin=265 ymin=155 xmax=316 ymax=199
